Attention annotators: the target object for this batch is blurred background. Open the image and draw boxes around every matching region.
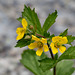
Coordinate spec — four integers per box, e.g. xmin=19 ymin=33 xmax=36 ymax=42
xmin=0 ymin=0 xmax=75 ymax=75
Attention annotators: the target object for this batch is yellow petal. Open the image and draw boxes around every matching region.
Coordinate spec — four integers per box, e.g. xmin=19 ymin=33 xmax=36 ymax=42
xmin=52 ymin=47 xmax=58 ymax=54
xmin=43 ymin=45 xmax=49 ymax=52
xmin=16 ymin=32 xmax=24 ymax=40
xmin=50 ymin=42 xmax=54 ymax=48
xmin=50 ymin=42 xmax=58 ymax=54
xmin=61 ymin=37 xmax=68 ymax=44
xmin=22 ymin=18 xmax=27 ymax=29
xmin=59 ymin=46 xmax=66 ymax=53
xmin=16 ymin=27 xmax=25 ymax=40
xmin=16 ymin=27 xmax=25 ymax=35
xmin=41 ymin=38 xmax=47 ymax=44
xmin=28 ymin=42 xmax=37 ymax=49
xmin=52 ymin=36 xmax=62 ymax=43
xmin=32 ymin=35 xmax=40 ymax=41
xmin=36 ymin=48 xmax=43 ymax=56
xmin=52 ymin=36 xmax=68 ymax=45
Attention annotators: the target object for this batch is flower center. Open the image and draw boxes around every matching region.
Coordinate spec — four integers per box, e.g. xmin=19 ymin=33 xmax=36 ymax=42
xmin=21 ymin=29 xmax=24 ymax=33
xmin=37 ymin=41 xmax=43 ymax=48
xmin=54 ymin=42 xmax=60 ymax=48
xmin=19 ymin=29 xmax=25 ymax=34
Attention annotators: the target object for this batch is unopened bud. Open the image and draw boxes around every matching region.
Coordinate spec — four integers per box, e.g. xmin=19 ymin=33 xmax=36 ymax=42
xmin=25 ymin=35 xmax=31 ymax=39
xmin=29 ymin=25 xmax=34 ymax=30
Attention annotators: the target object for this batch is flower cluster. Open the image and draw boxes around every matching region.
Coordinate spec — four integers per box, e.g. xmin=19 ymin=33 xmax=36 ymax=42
xmin=16 ymin=18 xmax=68 ymax=56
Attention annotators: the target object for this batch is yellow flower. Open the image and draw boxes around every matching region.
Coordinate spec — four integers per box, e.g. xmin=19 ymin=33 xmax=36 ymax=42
xmin=50 ymin=36 xmax=68 ymax=54
xmin=28 ymin=35 xmax=49 ymax=56
xmin=16 ymin=18 xmax=27 ymax=40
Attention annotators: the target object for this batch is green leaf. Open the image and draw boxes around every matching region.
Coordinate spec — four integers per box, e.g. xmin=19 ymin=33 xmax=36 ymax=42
xmin=15 ymin=38 xmax=31 ymax=48
xmin=55 ymin=53 xmax=58 ymax=60
xmin=43 ymin=10 xmax=57 ymax=32
xmin=43 ymin=32 xmax=50 ymax=38
xmin=22 ymin=5 xmax=42 ymax=34
xmin=59 ymin=29 xmax=68 ymax=36
xmin=49 ymin=34 xmax=55 ymax=39
xmin=39 ymin=47 xmax=75 ymax=72
xmin=39 ymin=58 xmax=57 ymax=71
xmin=58 ymin=46 xmax=75 ymax=61
xmin=20 ymin=50 xmax=52 ymax=75
xmin=47 ymin=34 xmax=55 ymax=44
xmin=49 ymin=60 xmax=75 ymax=75
xmin=67 ymin=35 xmax=75 ymax=45
xmin=17 ymin=17 xmax=22 ymax=23
xmin=56 ymin=60 xmax=75 ymax=75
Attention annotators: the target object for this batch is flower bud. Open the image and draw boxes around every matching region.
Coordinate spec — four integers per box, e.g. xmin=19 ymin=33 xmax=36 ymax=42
xmin=25 ymin=35 xmax=31 ymax=39
xmin=29 ymin=25 xmax=34 ymax=30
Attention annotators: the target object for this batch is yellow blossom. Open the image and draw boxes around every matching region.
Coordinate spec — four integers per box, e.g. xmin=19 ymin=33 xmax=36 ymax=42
xmin=28 ymin=35 xmax=49 ymax=56
xmin=50 ymin=36 xmax=68 ymax=54
xmin=16 ymin=18 xmax=27 ymax=40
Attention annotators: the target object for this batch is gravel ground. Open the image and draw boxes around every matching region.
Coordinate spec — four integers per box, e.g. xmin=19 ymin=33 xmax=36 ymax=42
xmin=0 ymin=0 xmax=75 ymax=75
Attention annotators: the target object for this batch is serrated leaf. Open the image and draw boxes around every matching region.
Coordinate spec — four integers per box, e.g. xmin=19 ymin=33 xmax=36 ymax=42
xmin=39 ymin=47 xmax=75 ymax=72
xmin=58 ymin=46 xmax=75 ymax=61
xmin=67 ymin=35 xmax=75 ymax=45
xmin=56 ymin=60 xmax=75 ymax=75
xmin=20 ymin=50 xmax=52 ymax=75
xmin=43 ymin=10 xmax=57 ymax=33
xmin=49 ymin=34 xmax=55 ymax=39
xmin=22 ymin=5 xmax=42 ymax=34
xmin=39 ymin=58 xmax=57 ymax=71
xmin=59 ymin=29 xmax=68 ymax=36
xmin=15 ymin=38 xmax=31 ymax=48
xmin=17 ymin=17 xmax=22 ymax=23
xmin=43 ymin=32 xmax=50 ymax=38
xmin=49 ymin=60 xmax=75 ymax=75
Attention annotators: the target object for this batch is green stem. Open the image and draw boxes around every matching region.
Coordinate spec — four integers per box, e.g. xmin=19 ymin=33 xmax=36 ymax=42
xmin=36 ymin=34 xmax=45 ymax=38
xmin=47 ymin=43 xmax=56 ymax=75
xmin=36 ymin=33 xmax=56 ymax=75
xmin=47 ymin=43 xmax=54 ymax=59
xmin=54 ymin=66 xmax=56 ymax=75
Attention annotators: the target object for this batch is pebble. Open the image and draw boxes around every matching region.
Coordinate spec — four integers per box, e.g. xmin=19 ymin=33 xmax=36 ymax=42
xmin=0 ymin=0 xmax=75 ymax=75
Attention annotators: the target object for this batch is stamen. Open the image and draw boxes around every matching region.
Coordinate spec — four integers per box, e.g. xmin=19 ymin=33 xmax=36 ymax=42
xmin=54 ymin=42 xmax=60 ymax=48
xmin=37 ymin=41 xmax=43 ymax=48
